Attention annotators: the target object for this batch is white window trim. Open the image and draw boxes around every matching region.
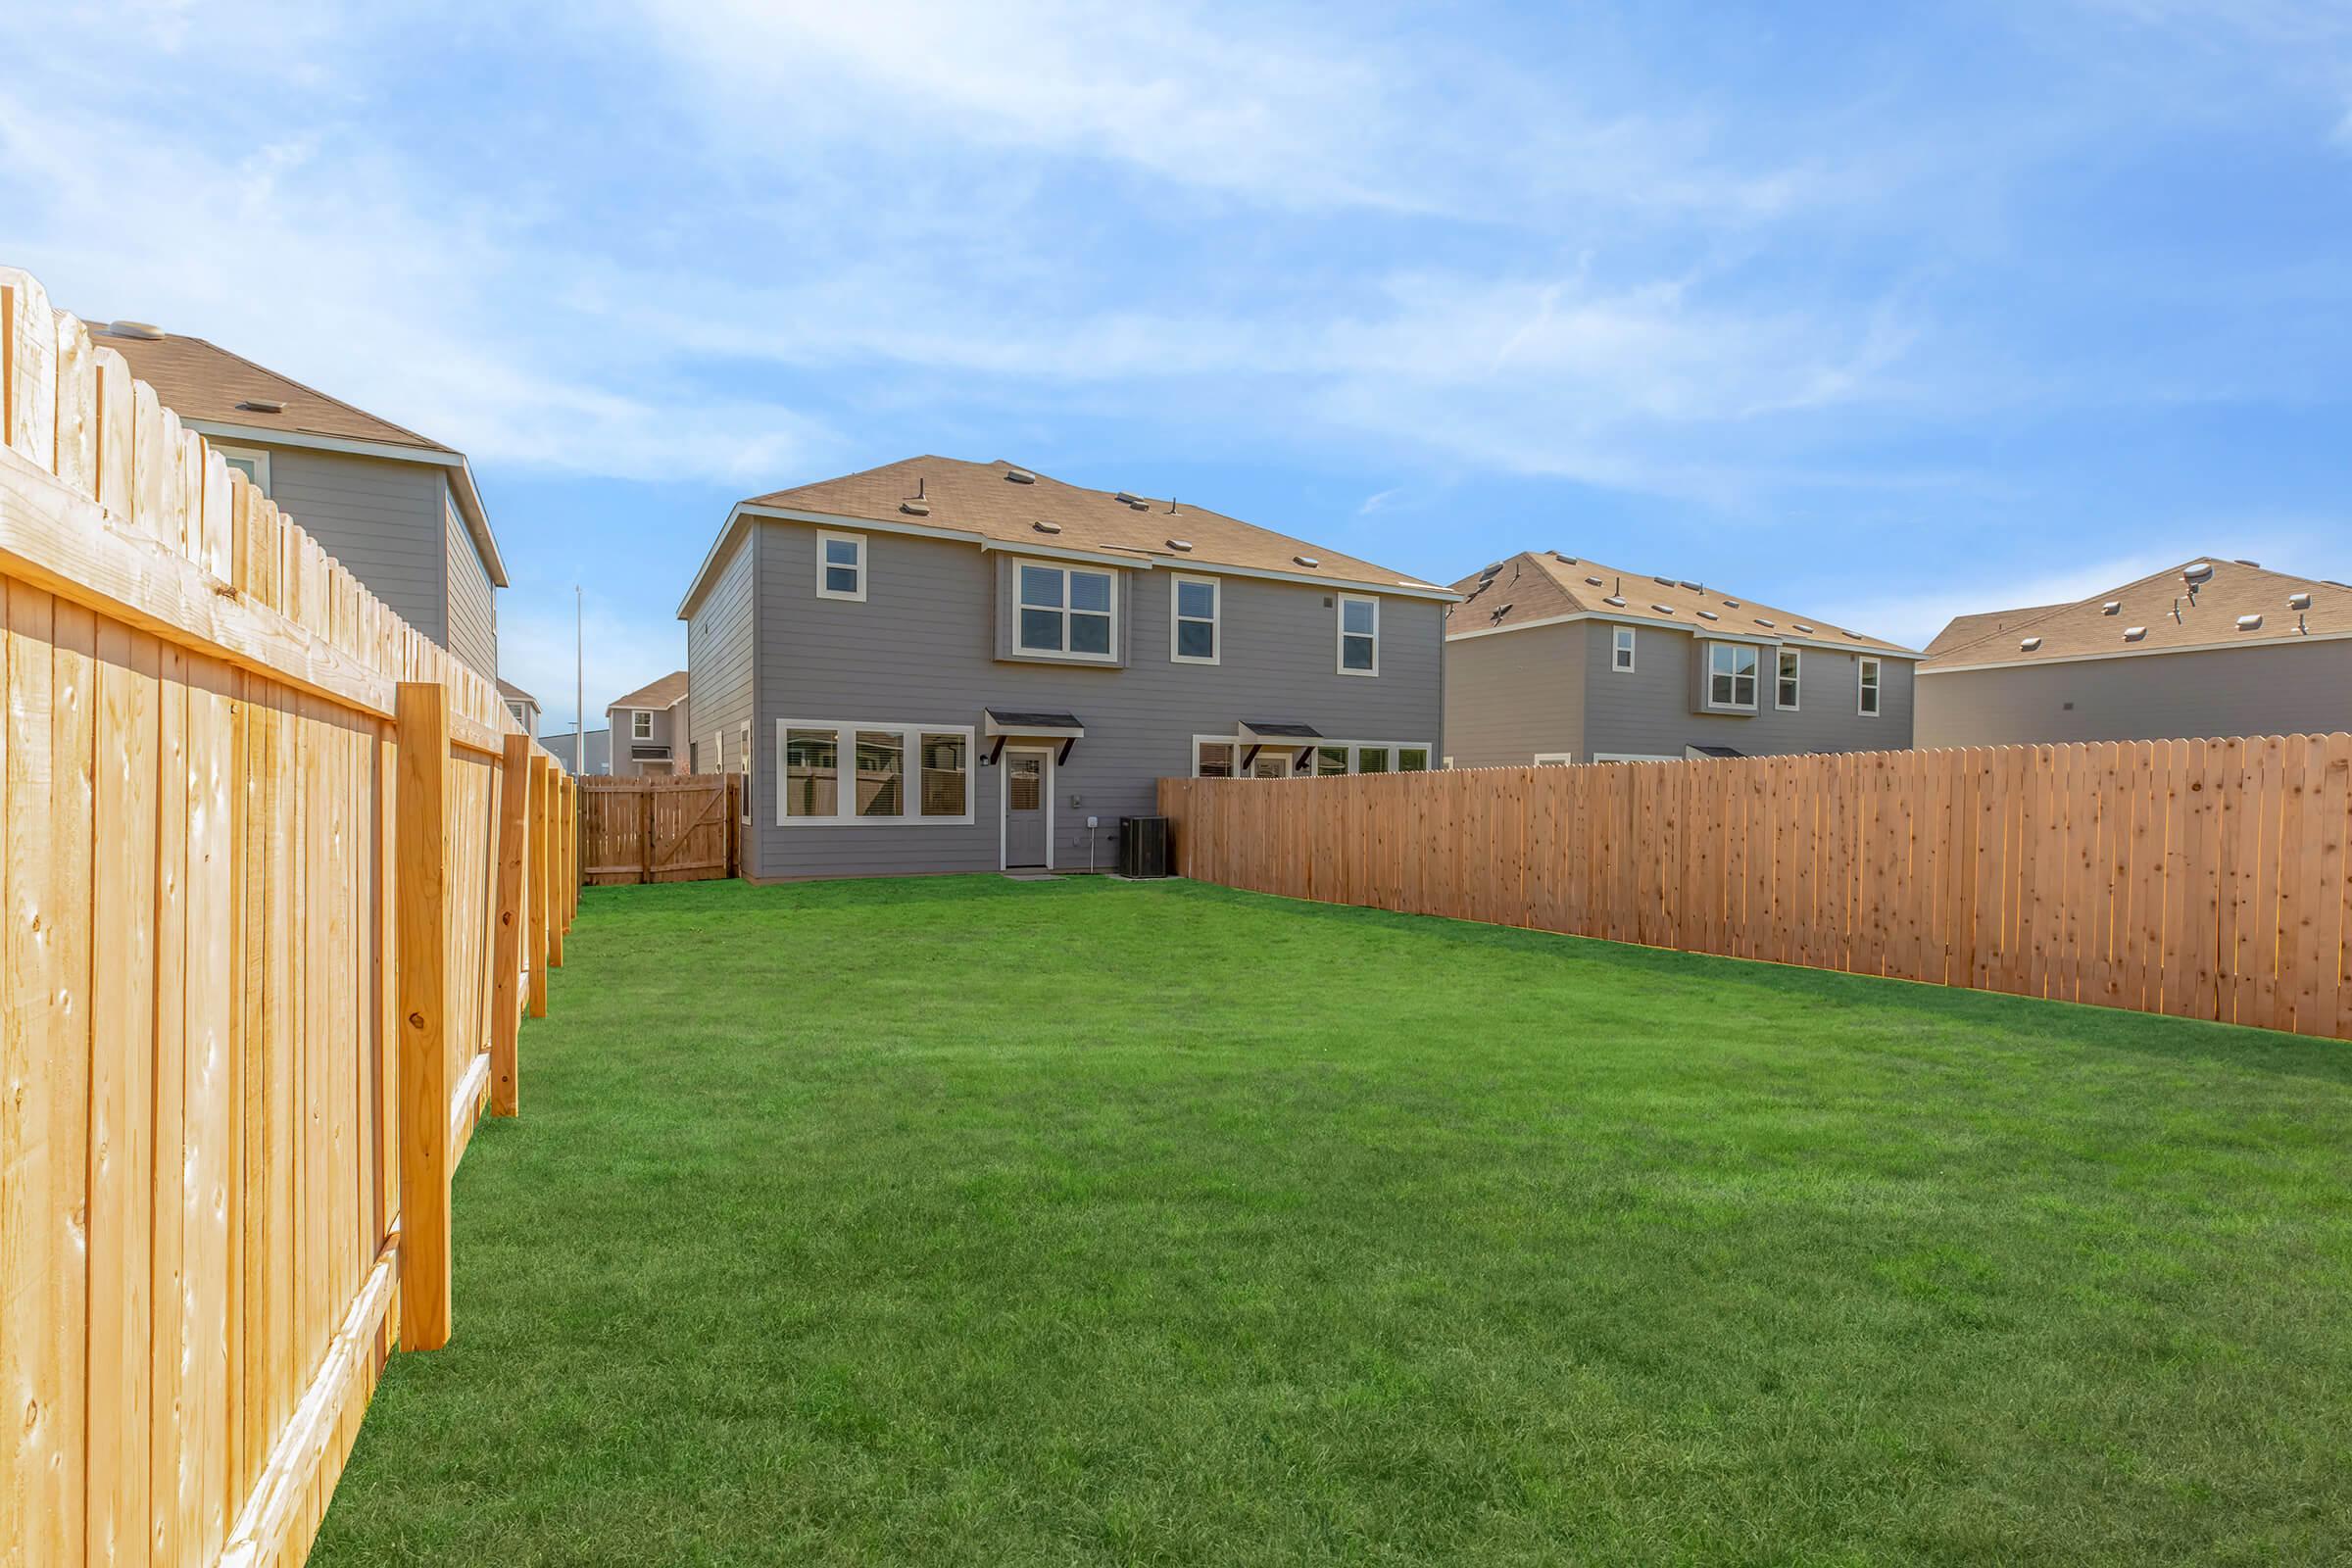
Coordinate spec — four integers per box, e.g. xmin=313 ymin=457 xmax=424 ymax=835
xmin=1857 ymin=656 xmax=1884 ymax=717
xmin=998 ymin=745 xmax=1055 ymax=869
xmin=1014 ymin=559 xmax=1119 ymax=663
xmin=1703 ymin=641 xmax=1760 ymax=713
xmin=1612 ymin=625 xmax=1637 ymax=672
xmin=630 ymin=710 xmax=653 ymax=740
xmin=1336 ymin=594 xmax=1380 ymax=676
xmin=815 ymin=529 xmax=867 ymax=603
xmin=774 ymin=719 xmax=976 ymax=826
xmin=1776 ymin=647 xmax=1801 ymax=711
xmin=1191 ymin=733 xmax=1432 ymax=778
xmin=216 ymin=444 xmax=271 ymax=498
xmin=1169 ymin=573 xmax=1220 ymax=665
xmin=1533 ymin=753 xmax=1576 ymax=765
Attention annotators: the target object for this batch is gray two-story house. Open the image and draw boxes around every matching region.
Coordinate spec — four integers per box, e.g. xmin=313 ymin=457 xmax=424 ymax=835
xmin=1443 ymin=551 xmax=1918 ymax=767
xmin=677 ymin=457 xmax=1451 ymax=879
xmin=94 ymin=322 xmax=507 ymax=679
xmin=607 ymin=671 xmax=690 ymax=776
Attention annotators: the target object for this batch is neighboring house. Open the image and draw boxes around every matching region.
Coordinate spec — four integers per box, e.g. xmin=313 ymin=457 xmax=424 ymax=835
xmin=1916 ymin=557 xmax=2352 ymax=747
xmin=498 ymin=679 xmax=541 ymax=739
xmin=544 ymin=727 xmax=612 ymax=776
xmin=676 ymin=455 xmax=1451 ymax=879
xmin=91 ymin=321 xmax=508 ymax=680
xmin=608 ymin=671 xmax=690 ymax=776
xmin=1443 ymin=551 xmax=1918 ymax=767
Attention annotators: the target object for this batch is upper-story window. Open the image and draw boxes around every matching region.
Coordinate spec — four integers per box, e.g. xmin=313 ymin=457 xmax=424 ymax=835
xmin=1337 ymin=594 xmax=1378 ymax=675
xmin=1777 ymin=648 xmax=1800 ymax=710
xmin=1018 ymin=563 xmax=1115 ymax=660
xmin=816 ymin=530 xmax=866 ymax=602
xmin=1171 ymin=575 xmax=1218 ymax=664
xmin=1858 ymin=656 xmax=1883 ymax=716
xmin=1612 ymin=626 xmax=1636 ymax=672
xmin=1706 ymin=642 xmax=1759 ymax=710
xmin=218 ymin=445 xmax=271 ymax=497
xmin=631 ymin=710 xmax=653 ymax=740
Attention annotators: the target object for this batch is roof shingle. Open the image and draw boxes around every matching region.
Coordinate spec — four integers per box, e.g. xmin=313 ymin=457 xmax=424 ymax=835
xmin=1921 ymin=558 xmax=2352 ymax=669
xmin=1446 ymin=551 xmax=1915 ymax=654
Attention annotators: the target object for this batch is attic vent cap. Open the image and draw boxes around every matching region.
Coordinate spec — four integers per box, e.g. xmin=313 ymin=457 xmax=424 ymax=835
xmin=2019 ymin=635 xmax=2042 ymax=651
xmin=1552 ymin=552 xmax=1577 ymax=564
xmin=1652 ymin=574 xmax=1675 ymax=587
xmin=900 ymin=499 xmax=930 ymax=516
xmin=1113 ymin=491 xmax=1147 ymax=507
xmin=1004 ymin=466 xmax=1037 ymax=484
xmin=2233 ymin=559 xmax=2260 ymax=567
xmin=1293 ymin=555 xmax=1320 ymax=568
xmin=237 ymin=398 xmax=286 ymax=414
xmin=2123 ymin=625 xmax=2147 ymax=641
xmin=1753 ymin=617 xmax=1777 ymax=629
xmin=1165 ymin=538 xmax=1193 ymax=552
xmin=2235 ymin=612 xmax=2263 ymax=631
xmin=104 ymin=319 xmax=166 ymax=340
xmin=1723 ymin=599 xmax=1741 ymax=609
xmin=1696 ymin=609 xmax=1720 ymax=621
xmin=1602 ymin=595 xmax=1627 ymax=608
xmin=1031 ymin=519 xmax=1061 ymax=534
xmin=1650 ymin=602 xmax=1677 ymax=615
xmin=1790 ymin=621 xmax=1816 ymax=634
xmin=1678 ymin=580 xmax=1702 ymax=592
xmin=1583 ymin=575 xmax=1603 ymax=587
xmin=2287 ymin=590 xmax=2312 ymax=610
xmin=2101 ymin=600 xmax=2121 ymax=614
xmin=2182 ymin=561 xmax=2215 ymax=583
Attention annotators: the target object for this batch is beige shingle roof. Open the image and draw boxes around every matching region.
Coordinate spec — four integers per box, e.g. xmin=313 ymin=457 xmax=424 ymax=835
xmin=609 ymin=671 xmax=688 ymax=711
xmin=1923 ymin=605 xmax=2068 ymax=657
xmin=740 ymin=456 xmax=1443 ymax=597
xmin=1446 ymin=550 xmax=1916 ymax=655
xmin=496 ymin=678 xmax=537 ymax=705
xmin=90 ymin=327 xmax=452 ymax=453
xmin=1922 ymin=558 xmax=2352 ymax=669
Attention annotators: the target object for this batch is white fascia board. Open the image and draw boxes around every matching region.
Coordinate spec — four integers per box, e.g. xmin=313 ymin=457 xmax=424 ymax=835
xmin=182 ymin=417 xmax=509 ymax=587
xmin=1920 ymin=627 xmax=2352 ymax=674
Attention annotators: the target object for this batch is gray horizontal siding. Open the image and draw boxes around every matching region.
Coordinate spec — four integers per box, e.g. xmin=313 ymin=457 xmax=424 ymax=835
xmin=687 ymin=525 xmax=758 ymax=778
xmin=1583 ymin=622 xmax=1914 ymax=758
xmin=443 ymin=489 xmax=498 ymax=679
xmin=265 ymin=446 xmax=447 ymax=644
xmin=1915 ymin=640 xmax=2352 ymax=747
xmin=1444 ymin=621 xmax=1587 ymax=767
xmin=750 ymin=521 xmax=1443 ymax=877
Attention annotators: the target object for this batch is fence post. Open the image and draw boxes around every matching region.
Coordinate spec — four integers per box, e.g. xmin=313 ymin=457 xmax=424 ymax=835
xmin=549 ymin=763 xmax=566 ymax=969
xmin=393 ymin=681 xmax=452 ymax=1351
xmin=528 ymin=756 xmax=549 ymax=1018
xmin=489 ymin=734 xmax=531 ymax=1117
xmin=563 ymin=772 xmax=577 ymax=924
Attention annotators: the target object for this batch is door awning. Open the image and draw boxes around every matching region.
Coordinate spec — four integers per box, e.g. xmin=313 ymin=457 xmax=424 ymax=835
xmin=984 ymin=709 xmax=1086 ymax=763
xmin=1237 ymin=720 xmax=1321 ymax=771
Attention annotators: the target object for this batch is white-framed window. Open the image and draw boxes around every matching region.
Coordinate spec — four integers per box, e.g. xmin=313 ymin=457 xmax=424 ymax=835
xmin=1705 ymin=642 xmax=1759 ymax=710
xmin=1016 ymin=561 xmax=1116 ymax=660
xmin=777 ymin=720 xmax=974 ymax=825
xmin=1858 ymin=656 xmax=1883 ymax=716
xmin=1337 ymin=594 xmax=1379 ymax=675
xmin=739 ymin=720 xmax=753 ymax=822
xmin=815 ymin=530 xmax=866 ymax=601
xmin=1777 ymin=648 xmax=1800 ymax=710
xmin=217 ymin=445 xmax=271 ymax=497
xmin=1611 ymin=625 xmax=1636 ymax=672
xmin=1170 ymin=574 xmax=1219 ymax=664
xmin=1534 ymin=753 xmax=1575 ymax=765
xmin=1192 ymin=735 xmax=1428 ymax=777
xmin=631 ymin=710 xmax=653 ymax=741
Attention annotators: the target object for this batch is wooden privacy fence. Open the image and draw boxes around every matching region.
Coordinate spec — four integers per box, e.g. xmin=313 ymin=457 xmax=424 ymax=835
xmin=0 ymin=266 xmax=581 ymax=1567
xmin=1159 ymin=736 xmax=2352 ymax=1041
xmin=577 ymin=772 xmax=740 ymax=884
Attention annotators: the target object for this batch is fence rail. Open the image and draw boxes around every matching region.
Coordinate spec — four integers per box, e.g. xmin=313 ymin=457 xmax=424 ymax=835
xmin=1159 ymin=737 xmax=2352 ymax=1041
xmin=0 ymin=265 xmax=579 ymax=1567
xmin=578 ymin=772 xmax=740 ymax=884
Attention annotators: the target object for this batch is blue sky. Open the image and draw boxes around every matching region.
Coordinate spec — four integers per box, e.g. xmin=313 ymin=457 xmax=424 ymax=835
xmin=6 ymin=0 xmax=2349 ymax=733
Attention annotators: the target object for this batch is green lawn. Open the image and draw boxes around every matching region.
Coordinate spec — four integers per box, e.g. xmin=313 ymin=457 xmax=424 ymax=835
xmin=313 ymin=876 xmax=2352 ymax=1566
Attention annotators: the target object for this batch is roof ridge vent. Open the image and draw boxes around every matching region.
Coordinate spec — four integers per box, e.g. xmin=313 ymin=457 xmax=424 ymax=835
xmin=900 ymin=499 xmax=930 ymax=516
xmin=1166 ymin=538 xmax=1194 ymax=552
xmin=103 ymin=319 xmax=165 ymax=340
xmin=2235 ymin=612 xmax=2263 ymax=631
xmin=2233 ymin=558 xmax=2260 ymax=567
xmin=1032 ymin=519 xmax=1061 ymax=534
xmin=1293 ymin=555 xmax=1320 ymax=568
xmin=237 ymin=398 xmax=285 ymax=414
xmin=2019 ymin=635 xmax=2042 ymax=651
xmin=1004 ymin=466 xmax=1037 ymax=483
xmin=2123 ymin=625 xmax=2147 ymax=641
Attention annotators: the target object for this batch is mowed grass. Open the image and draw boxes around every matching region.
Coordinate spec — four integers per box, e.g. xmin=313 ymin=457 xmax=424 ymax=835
xmin=313 ymin=876 xmax=2352 ymax=1566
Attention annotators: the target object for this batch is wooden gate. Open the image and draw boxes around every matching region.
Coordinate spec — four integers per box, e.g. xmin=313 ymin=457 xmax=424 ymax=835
xmin=579 ymin=772 xmax=740 ymax=884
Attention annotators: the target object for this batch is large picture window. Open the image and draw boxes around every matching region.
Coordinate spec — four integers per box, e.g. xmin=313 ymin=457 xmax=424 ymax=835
xmin=1706 ymin=643 xmax=1759 ymax=710
xmin=1193 ymin=735 xmax=1430 ymax=777
xmin=778 ymin=721 xmax=975 ymax=825
xmin=1018 ymin=563 xmax=1116 ymax=659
